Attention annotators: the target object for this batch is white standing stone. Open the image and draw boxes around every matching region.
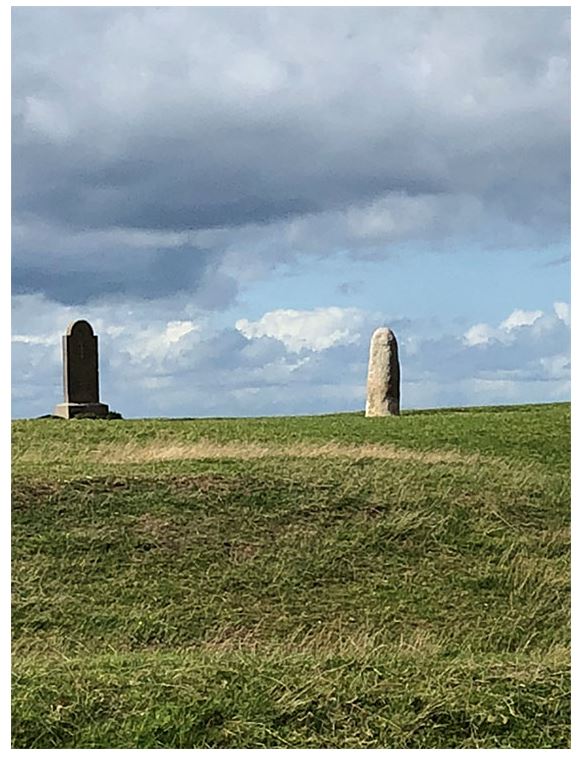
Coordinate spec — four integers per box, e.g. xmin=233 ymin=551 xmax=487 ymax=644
xmin=365 ymin=327 xmax=400 ymax=417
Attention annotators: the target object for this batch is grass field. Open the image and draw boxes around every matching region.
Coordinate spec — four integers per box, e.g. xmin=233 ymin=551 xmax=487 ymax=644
xmin=12 ymin=402 xmax=570 ymax=748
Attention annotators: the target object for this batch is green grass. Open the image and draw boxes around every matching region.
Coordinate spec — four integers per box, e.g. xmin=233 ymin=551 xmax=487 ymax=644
xmin=12 ymin=402 xmax=570 ymax=747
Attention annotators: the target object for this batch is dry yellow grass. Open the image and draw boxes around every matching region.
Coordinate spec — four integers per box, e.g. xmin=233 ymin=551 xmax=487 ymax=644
xmin=197 ymin=620 xmax=446 ymax=657
xmin=91 ymin=440 xmax=481 ymax=465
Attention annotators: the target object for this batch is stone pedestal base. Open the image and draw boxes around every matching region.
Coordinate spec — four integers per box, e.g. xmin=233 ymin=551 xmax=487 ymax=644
xmin=53 ymin=402 xmax=110 ymax=419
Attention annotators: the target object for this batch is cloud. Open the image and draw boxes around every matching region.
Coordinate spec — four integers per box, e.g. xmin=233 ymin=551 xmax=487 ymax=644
xmin=12 ymin=6 xmax=570 ymax=304
xmin=463 ymin=303 xmax=568 ymax=347
xmin=463 ymin=323 xmax=497 ymax=347
xmin=499 ymin=308 xmax=543 ymax=332
xmin=553 ymin=301 xmax=570 ymax=325
xmin=541 ymin=255 xmax=570 ymax=268
xmin=236 ymin=307 xmax=370 ymax=352
xmin=10 ymin=7 xmax=571 ymax=418
xmin=12 ymin=296 xmax=569 ymax=418
xmin=12 ymin=221 xmax=238 ymax=306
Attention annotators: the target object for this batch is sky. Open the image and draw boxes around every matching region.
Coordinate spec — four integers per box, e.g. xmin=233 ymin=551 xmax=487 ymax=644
xmin=11 ymin=5 xmax=570 ymax=419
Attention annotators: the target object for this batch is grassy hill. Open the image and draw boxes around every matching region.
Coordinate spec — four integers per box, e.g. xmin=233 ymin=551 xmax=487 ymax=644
xmin=12 ymin=403 xmax=570 ymax=748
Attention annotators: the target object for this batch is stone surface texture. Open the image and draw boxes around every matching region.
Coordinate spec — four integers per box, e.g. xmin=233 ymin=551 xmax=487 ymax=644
xmin=365 ymin=327 xmax=400 ymax=417
xmin=53 ymin=320 xmax=109 ymax=418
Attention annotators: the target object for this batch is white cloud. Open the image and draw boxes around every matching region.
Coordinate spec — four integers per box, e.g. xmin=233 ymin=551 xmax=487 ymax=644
xmin=463 ymin=323 xmax=497 ymax=346
xmin=165 ymin=321 xmax=198 ymax=343
xmin=236 ymin=307 xmax=367 ymax=353
xmin=463 ymin=304 xmax=568 ymax=348
xmin=539 ymin=353 xmax=569 ymax=379
xmin=554 ymin=301 xmax=570 ymax=325
xmin=11 ymin=294 xmax=570 ymax=418
xmin=108 ymin=320 xmax=203 ymax=366
xmin=499 ymin=308 xmax=543 ymax=332
xmin=12 ymin=334 xmax=57 ymax=346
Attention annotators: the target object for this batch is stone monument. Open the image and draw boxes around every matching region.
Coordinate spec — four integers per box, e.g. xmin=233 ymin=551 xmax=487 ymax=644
xmin=53 ymin=320 xmax=110 ymax=418
xmin=365 ymin=327 xmax=400 ymax=417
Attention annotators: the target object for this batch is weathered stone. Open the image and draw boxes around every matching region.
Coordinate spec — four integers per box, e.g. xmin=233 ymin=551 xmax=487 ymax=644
xmin=53 ymin=320 xmax=110 ymax=419
xmin=365 ymin=327 xmax=400 ymax=417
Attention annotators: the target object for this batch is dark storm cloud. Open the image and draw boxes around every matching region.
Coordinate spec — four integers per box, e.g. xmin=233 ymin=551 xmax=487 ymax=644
xmin=12 ymin=241 xmax=237 ymax=306
xmin=12 ymin=6 xmax=570 ymax=304
xmin=13 ymin=135 xmax=320 ymax=232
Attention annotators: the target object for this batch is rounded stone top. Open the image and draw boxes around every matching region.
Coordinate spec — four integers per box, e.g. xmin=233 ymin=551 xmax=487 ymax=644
xmin=66 ymin=320 xmax=95 ymax=337
xmin=371 ymin=327 xmax=397 ymax=342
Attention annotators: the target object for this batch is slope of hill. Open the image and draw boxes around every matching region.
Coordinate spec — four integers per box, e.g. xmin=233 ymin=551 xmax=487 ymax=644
xmin=12 ymin=403 xmax=570 ymax=748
